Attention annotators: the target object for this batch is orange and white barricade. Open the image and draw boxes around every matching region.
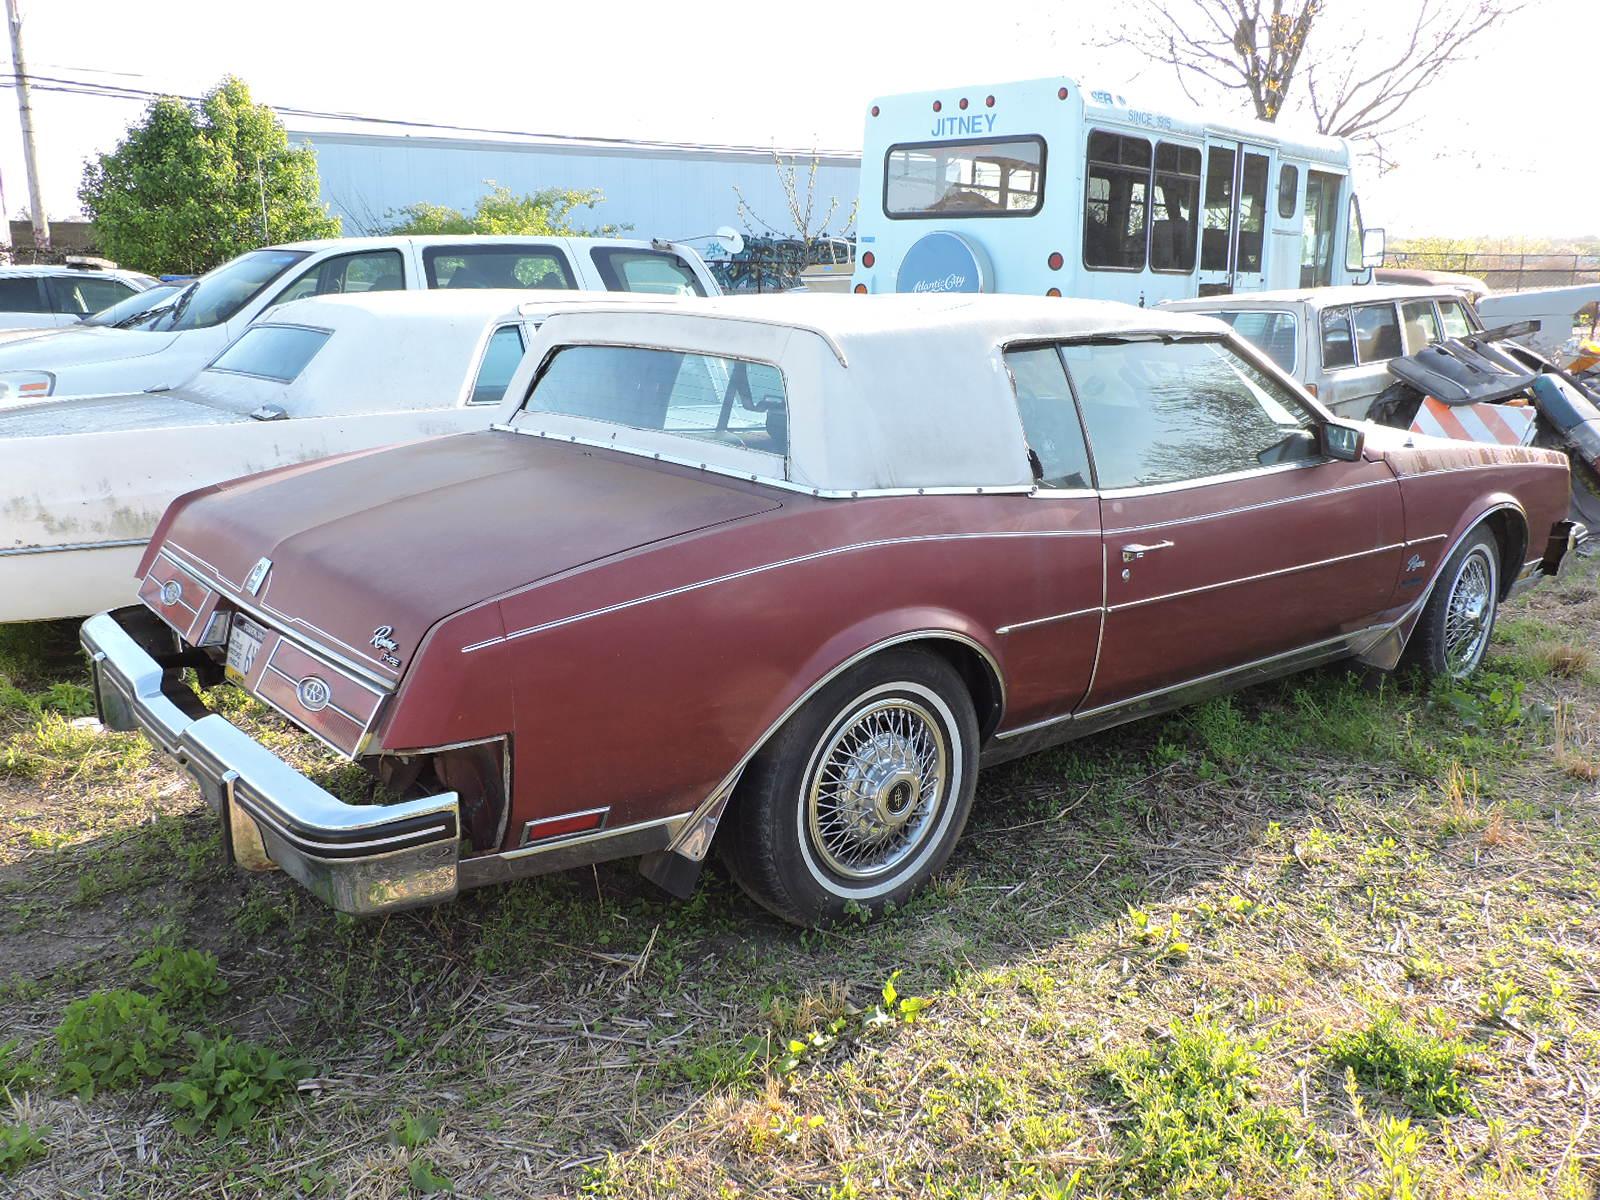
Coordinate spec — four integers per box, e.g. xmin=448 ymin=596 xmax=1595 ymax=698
xmin=1409 ymin=396 xmax=1538 ymax=447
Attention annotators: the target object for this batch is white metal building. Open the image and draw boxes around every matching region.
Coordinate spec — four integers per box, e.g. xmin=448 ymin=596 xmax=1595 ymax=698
xmin=288 ymin=124 xmax=862 ymax=243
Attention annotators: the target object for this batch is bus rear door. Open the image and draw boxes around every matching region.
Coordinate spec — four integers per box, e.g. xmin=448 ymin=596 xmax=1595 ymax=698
xmin=1197 ymin=140 xmax=1272 ymax=295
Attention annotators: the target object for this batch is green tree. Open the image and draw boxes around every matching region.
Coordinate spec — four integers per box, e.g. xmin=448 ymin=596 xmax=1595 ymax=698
xmin=78 ymin=76 xmax=339 ymax=275
xmin=387 ymin=183 xmax=626 ymax=237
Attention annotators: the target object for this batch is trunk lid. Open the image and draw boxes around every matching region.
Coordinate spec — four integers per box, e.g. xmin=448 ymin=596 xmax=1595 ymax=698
xmin=161 ymin=430 xmax=782 ymax=675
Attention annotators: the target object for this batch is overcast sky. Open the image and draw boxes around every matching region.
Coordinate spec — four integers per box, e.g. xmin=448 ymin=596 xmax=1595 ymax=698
xmin=1 ymin=0 xmax=1587 ymax=240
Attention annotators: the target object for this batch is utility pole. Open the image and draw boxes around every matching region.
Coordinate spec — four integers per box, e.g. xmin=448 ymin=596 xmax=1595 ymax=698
xmin=5 ymin=0 xmax=49 ymax=251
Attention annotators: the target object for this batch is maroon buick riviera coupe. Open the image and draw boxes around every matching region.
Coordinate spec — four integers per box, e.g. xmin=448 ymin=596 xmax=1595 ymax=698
xmin=82 ymin=295 xmax=1580 ymax=926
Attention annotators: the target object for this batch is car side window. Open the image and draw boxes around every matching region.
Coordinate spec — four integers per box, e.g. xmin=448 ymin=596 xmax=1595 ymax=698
xmin=1352 ymin=302 xmax=1402 ymax=363
xmin=0 ymin=277 xmax=45 ymax=313
xmin=1400 ymin=300 xmax=1442 ymax=354
xmin=1003 ymin=346 xmax=1092 ymax=489
xmin=469 ymin=325 xmax=527 ymax=405
xmin=270 ymin=250 xmax=405 ymax=308
xmin=45 ymin=276 xmax=134 ymax=315
xmin=1321 ymin=306 xmax=1355 ymax=369
xmin=1061 ymin=337 xmax=1319 ymax=490
xmin=1438 ymin=299 xmax=1474 ymax=338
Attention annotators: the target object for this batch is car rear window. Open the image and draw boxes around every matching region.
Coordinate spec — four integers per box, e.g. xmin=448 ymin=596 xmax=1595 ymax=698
xmin=1210 ymin=310 xmax=1298 ymax=373
xmin=424 ymin=244 xmax=576 ymax=290
xmin=209 ymin=325 xmax=331 ymax=383
xmin=588 ymin=247 xmax=707 ymax=296
xmin=522 ymin=345 xmax=787 ymax=457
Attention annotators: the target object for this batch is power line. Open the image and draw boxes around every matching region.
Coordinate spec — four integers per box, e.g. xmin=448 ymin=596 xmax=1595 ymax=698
xmin=0 ymin=72 xmax=859 ymax=159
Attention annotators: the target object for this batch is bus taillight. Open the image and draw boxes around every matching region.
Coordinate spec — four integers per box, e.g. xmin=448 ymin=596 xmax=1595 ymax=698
xmin=1048 ymin=252 xmax=1063 ymax=271
xmin=861 ymin=251 xmax=875 ymax=269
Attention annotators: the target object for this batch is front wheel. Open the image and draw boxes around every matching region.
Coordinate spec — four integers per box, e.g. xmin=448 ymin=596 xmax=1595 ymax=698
xmin=721 ymin=648 xmax=979 ymax=927
xmin=1410 ymin=527 xmax=1501 ymax=678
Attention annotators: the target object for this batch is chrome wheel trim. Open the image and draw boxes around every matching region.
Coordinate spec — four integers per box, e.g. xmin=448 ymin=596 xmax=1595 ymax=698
xmin=1443 ymin=544 xmax=1497 ymax=676
xmin=795 ymin=681 xmax=963 ymax=898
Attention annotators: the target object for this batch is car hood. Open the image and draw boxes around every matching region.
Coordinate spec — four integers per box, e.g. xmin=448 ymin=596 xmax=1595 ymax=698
xmin=0 ymin=326 xmax=181 ymax=371
xmin=158 ymin=430 xmax=782 ymax=677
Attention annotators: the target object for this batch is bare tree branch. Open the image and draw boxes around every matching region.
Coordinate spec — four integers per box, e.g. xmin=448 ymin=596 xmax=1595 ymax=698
xmin=1094 ymin=0 xmax=1518 ymax=143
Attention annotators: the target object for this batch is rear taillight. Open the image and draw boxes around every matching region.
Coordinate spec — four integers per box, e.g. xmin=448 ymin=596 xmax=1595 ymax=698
xmin=861 ymin=251 xmax=875 ymax=269
xmin=1048 ymin=252 xmax=1063 ymax=271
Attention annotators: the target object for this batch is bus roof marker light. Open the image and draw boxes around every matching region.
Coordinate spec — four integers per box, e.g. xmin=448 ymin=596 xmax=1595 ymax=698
xmin=871 ymin=105 xmax=880 ymax=117
xmin=932 ymin=100 xmax=942 ymax=112
xmin=959 ymin=98 xmax=968 ymax=110
xmin=985 ymin=95 xmax=995 ymax=107
xmin=1057 ymin=86 xmax=1069 ymax=100
xmin=1048 ymin=252 xmax=1063 ymax=271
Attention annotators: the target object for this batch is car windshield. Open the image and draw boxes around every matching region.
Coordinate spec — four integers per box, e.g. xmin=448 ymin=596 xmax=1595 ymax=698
xmin=142 ymin=250 xmax=309 ymax=332
xmin=83 ymin=283 xmax=182 ymax=327
xmin=520 ymin=344 xmax=788 ymax=458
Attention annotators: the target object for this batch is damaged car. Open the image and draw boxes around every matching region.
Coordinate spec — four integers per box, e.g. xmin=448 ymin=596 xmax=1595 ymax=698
xmin=81 ymin=295 xmax=1579 ymax=926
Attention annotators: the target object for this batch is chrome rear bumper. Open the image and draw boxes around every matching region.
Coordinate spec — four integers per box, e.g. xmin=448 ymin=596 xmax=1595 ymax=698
xmin=80 ymin=609 xmax=459 ymax=915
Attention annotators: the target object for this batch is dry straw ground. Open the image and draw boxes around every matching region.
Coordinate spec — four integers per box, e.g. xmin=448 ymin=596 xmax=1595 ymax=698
xmin=2 ymin=560 xmax=1599 ymax=1198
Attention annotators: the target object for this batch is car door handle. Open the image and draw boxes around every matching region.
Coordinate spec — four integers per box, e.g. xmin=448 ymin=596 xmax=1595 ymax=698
xmin=1121 ymin=540 xmax=1175 ymax=562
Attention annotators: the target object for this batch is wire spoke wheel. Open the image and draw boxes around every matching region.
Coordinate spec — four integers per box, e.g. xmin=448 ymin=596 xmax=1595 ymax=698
xmin=1442 ymin=545 xmax=1496 ymax=675
xmin=804 ymin=697 xmax=949 ymax=881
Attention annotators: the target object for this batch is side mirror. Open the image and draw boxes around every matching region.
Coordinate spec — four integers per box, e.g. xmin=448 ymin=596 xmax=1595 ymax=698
xmin=1362 ymin=227 xmax=1386 ymax=269
xmin=1322 ymin=420 xmax=1366 ymax=462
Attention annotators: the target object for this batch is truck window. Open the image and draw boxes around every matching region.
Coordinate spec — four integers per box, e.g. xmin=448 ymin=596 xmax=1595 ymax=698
xmin=424 ymin=245 xmax=575 ymax=290
xmin=1400 ymin=300 xmax=1442 ymax=353
xmin=589 ymin=247 xmax=708 ymax=296
xmin=1301 ymin=170 xmax=1341 ymax=287
xmin=1213 ymin=310 xmax=1298 ymax=373
xmin=884 ymin=137 xmax=1044 ymax=218
xmin=1084 ymin=131 xmax=1151 ymax=270
xmin=1321 ymin=307 xmax=1355 ymax=369
xmin=1438 ymin=299 xmax=1474 ymax=338
xmin=1352 ymin=302 xmax=1402 ymax=363
xmin=1150 ymin=144 xmax=1201 ymax=273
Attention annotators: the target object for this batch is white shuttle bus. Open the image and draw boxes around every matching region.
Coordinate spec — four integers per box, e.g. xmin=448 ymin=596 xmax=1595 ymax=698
xmin=851 ymin=76 xmax=1384 ymax=304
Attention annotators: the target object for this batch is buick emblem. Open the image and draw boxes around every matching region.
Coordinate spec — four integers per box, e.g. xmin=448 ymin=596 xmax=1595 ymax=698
xmin=243 ymin=557 xmax=272 ymax=596
xmin=158 ymin=580 xmax=182 ymax=607
xmin=296 ymin=676 xmax=332 ymax=712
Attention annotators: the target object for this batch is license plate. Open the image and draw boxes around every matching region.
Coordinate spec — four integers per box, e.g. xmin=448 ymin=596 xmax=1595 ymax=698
xmin=225 ymin=615 xmax=267 ymax=681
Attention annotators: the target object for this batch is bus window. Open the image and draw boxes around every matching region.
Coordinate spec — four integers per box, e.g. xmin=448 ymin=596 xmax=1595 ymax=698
xmin=1301 ymin=170 xmax=1341 ymax=287
xmin=1345 ymin=195 xmax=1368 ymax=272
xmin=1277 ymin=164 xmax=1299 ymax=219
xmin=1150 ymin=143 xmax=1201 ymax=273
xmin=1084 ymin=131 xmax=1151 ymax=270
xmin=884 ymin=137 xmax=1044 ymax=218
xmin=1237 ymin=153 xmax=1269 ymax=272
xmin=1201 ymin=146 xmax=1235 ymax=272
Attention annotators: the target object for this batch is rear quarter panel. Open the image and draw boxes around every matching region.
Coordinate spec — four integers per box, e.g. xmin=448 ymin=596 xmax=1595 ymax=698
xmin=412 ymin=490 xmax=1106 ymax=846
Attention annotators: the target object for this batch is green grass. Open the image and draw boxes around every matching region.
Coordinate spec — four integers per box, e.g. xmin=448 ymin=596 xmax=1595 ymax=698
xmin=1327 ymin=1011 xmax=1480 ymax=1117
xmin=1 ymin=564 xmax=1598 ymax=1196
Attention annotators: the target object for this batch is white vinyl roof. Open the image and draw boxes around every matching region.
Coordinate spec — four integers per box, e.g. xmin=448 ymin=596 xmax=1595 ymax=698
xmin=500 ymin=294 xmax=1232 ymax=494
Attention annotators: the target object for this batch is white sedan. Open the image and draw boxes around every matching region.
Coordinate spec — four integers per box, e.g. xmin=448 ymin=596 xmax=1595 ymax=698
xmin=0 ymin=288 xmax=662 ymax=622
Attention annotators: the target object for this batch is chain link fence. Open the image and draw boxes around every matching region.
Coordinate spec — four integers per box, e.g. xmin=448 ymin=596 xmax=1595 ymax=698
xmin=1384 ymin=251 xmax=1600 ymax=292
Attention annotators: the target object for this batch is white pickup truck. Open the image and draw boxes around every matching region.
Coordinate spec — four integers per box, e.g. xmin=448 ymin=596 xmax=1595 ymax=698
xmin=0 ymin=235 xmax=719 ymax=401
